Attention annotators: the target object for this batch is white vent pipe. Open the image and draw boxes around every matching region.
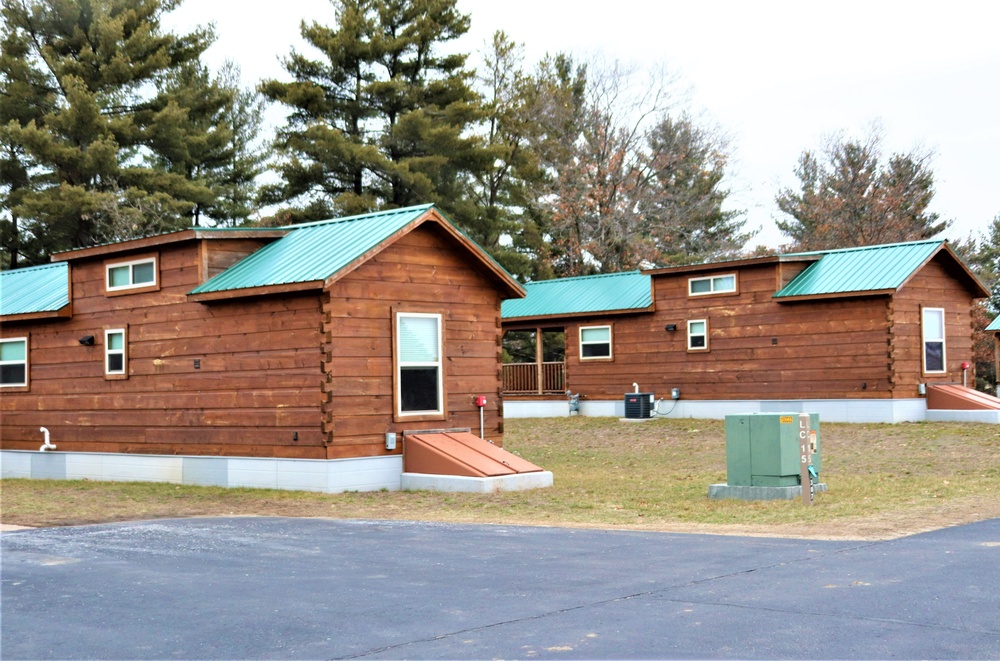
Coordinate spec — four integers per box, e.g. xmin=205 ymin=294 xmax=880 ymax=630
xmin=39 ymin=427 xmax=56 ymax=452
xmin=632 ymin=382 xmax=639 ymax=393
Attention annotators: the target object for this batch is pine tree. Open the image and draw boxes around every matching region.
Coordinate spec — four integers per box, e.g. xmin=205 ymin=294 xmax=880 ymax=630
xmin=0 ymin=0 xmax=260 ymax=265
xmin=776 ymin=128 xmax=949 ymax=250
xmin=262 ymin=0 xmax=482 ymax=222
xmin=640 ymin=115 xmax=751 ymax=265
xmin=0 ymin=17 xmax=56 ymax=267
xmin=450 ymin=31 xmax=552 ymax=279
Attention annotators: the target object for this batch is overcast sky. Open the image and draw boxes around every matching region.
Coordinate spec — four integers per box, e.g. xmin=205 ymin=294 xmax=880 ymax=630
xmin=164 ymin=0 xmax=999 ymax=250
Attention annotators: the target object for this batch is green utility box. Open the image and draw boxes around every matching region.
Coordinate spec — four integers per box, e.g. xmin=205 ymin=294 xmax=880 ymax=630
xmin=724 ymin=413 xmax=821 ymax=487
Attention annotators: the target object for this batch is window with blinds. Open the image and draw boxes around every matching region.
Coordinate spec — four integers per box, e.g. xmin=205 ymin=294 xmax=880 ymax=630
xmin=396 ymin=312 xmax=443 ymax=415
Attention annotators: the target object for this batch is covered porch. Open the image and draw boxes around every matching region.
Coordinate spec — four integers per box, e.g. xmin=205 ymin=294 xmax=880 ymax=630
xmin=501 ymin=326 xmax=565 ymax=395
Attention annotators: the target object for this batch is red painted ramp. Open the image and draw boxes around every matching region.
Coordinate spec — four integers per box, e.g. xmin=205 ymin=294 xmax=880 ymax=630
xmin=404 ymin=432 xmax=545 ymax=477
xmin=927 ymin=384 xmax=1000 ymax=410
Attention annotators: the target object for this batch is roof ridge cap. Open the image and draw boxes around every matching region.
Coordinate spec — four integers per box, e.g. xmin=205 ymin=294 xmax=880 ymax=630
xmin=789 ymin=239 xmax=944 ymax=258
xmin=284 ymin=203 xmax=436 ymax=230
xmin=526 ymin=270 xmax=645 ymax=284
xmin=2 ymin=261 xmax=67 ymax=274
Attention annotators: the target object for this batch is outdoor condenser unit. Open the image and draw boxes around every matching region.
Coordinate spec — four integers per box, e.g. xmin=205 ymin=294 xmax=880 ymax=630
xmin=624 ymin=392 xmax=654 ymax=418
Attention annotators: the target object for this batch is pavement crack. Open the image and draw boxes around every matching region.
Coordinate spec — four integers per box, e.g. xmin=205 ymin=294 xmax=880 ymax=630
xmin=660 ymin=597 xmax=1000 ymax=637
xmin=334 ymin=540 xmax=898 ymax=659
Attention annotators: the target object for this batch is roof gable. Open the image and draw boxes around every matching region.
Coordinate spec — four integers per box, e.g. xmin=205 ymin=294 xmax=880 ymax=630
xmin=501 ymin=271 xmax=652 ymax=320
xmin=774 ymin=240 xmax=987 ymax=300
xmin=987 ymin=316 xmax=1000 ymax=332
xmin=0 ymin=262 xmax=71 ymax=320
xmin=189 ymin=204 xmax=524 ymax=300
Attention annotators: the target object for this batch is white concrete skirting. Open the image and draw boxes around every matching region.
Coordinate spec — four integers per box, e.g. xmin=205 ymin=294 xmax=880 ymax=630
xmin=400 ymin=471 xmax=554 ymax=493
xmin=926 ymin=409 xmax=1000 ymax=423
xmin=504 ymin=398 xmax=947 ymax=423
xmin=0 ymin=450 xmax=403 ymax=493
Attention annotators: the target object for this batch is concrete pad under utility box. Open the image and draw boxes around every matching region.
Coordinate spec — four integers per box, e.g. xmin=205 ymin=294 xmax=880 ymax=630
xmin=708 ymin=483 xmax=828 ymax=501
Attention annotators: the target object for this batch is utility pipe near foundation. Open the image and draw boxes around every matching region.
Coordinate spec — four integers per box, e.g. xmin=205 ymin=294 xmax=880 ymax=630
xmin=39 ymin=427 xmax=56 ymax=451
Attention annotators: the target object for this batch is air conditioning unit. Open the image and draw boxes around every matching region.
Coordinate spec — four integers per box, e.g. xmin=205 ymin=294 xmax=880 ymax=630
xmin=624 ymin=392 xmax=654 ymax=418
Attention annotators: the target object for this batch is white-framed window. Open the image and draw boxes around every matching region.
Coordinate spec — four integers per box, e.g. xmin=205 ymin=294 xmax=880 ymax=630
xmin=395 ymin=312 xmax=443 ymax=416
xmin=922 ymin=307 xmax=946 ymax=374
xmin=579 ymin=325 xmax=612 ymax=360
xmin=105 ymin=328 xmax=127 ymax=376
xmin=0 ymin=337 xmax=28 ymax=387
xmin=688 ymin=319 xmax=709 ymax=351
xmin=106 ymin=257 xmax=157 ymax=292
xmin=689 ymin=273 xmax=736 ymax=296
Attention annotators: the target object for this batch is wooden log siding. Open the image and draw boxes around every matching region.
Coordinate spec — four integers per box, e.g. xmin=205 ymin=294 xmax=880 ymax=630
xmin=889 ymin=255 xmax=978 ymax=395
xmin=0 ymin=241 xmax=327 ymax=457
xmin=320 ymin=224 xmax=506 ymax=458
xmin=543 ymin=263 xmax=902 ymax=402
xmin=201 ymin=238 xmax=273 ymax=282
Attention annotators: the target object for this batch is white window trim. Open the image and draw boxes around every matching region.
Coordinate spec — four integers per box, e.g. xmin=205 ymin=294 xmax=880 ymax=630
xmin=688 ymin=273 xmax=737 ymax=296
xmin=0 ymin=336 xmax=28 ymax=387
xmin=579 ymin=324 xmax=613 ymax=361
xmin=395 ymin=312 xmax=444 ymax=417
xmin=105 ymin=328 xmax=126 ymax=376
xmin=687 ymin=319 xmax=709 ymax=351
xmin=106 ymin=256 xmax=157 ymax=292
xmin=922 ymin=307 xmax=947 ymax=374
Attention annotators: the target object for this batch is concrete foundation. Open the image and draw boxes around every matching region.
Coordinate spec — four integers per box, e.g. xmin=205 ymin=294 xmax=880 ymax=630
xmin=400 ymin=471 xmax=554 ymax=493
xmin=1 ymin=450 xmax=403 ymax=493
xmin=708 ymin=482 xmax=828 ymax=501
xmin=503 ymin=398 xmax=997 ymax=423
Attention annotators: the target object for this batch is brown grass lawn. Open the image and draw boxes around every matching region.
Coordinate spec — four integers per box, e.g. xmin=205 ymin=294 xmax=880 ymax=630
xmin=3 ymin=417 xmax=999 ymax=540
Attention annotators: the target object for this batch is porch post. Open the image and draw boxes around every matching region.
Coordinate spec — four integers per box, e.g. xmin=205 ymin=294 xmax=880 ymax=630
xmin=536 ymin=326 xmax=543 ymax=395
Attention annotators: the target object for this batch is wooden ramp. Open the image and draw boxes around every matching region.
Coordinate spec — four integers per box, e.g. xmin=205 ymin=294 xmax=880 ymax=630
xmin=404 ymin=432 xmax=545 ymax=477
xmin=927 ymin=384 xmax=1000 ymax=411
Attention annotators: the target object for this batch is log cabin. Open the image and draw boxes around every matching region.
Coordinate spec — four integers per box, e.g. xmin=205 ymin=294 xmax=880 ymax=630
xmin=501 ymin=240 xmax=994 ymax=423
xmin=0 ymin=204 xmax=556 ymax=491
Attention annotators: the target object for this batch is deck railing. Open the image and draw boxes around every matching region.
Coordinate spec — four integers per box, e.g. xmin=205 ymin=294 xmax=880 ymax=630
xmin=502 ymin=361 xmax=565 ymax=394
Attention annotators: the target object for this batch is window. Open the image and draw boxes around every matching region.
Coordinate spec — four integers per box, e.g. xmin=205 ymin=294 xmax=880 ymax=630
xmin=922 ymin=307 xmax=946 ymax=374
xmin=0 ymin=337 xmax=28 ymax=387
xmin=106 ymin=256 xmax=157 ymax=292
xmin=688 ymin=319 xmax=709 ymax=351
xmin=105 ymin=329 xmax=127 ymax=377
xmin=396 ymin=312 xmax=443 ymax=416
xmin=689 ymin=274 xmax=736 ymax=296
xmin=579 ymin=325 xmax=612 ymax=360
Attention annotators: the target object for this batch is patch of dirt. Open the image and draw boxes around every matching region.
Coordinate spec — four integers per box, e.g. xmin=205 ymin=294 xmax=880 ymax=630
xmin=554 ymin=496 xmax=1000 ymax=541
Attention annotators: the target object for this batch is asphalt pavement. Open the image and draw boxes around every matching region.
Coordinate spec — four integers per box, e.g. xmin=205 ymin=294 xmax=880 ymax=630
xmin=2 ymin=516 xmax=999 ymax=659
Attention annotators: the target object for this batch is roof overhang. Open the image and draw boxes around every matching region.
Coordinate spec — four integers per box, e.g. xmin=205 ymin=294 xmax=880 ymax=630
xmin=502 ymin=305 xmax=655 ymax=326
xmin=187 ymin=280 xmax=324 ymax=303
xmin=773 ymin=242 xmax=990 ymax=302
xmin=934 ymin=243 xmax=990 ymax=299
xmin=0 ymin=303 xmax=73 ymax=323
xmin=186 ymin=206 xmax=526 ymax=302
xmin=773 ymin=289 xmax=896 ymax=303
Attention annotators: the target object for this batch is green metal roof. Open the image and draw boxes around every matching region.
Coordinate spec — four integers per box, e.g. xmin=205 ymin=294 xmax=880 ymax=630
xmin=190 ymin=204 xmax=435 ymax=294
xmin=501 ymin=271 xmax=652 ymax=319
xmin=774 ymin=240 xmax=944 ymax=299
xmin=0 ymin=262 xmax=70 ymax=316
xmin=987 ymin=316 xmax=1000 ymax=332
